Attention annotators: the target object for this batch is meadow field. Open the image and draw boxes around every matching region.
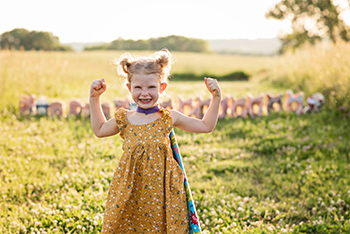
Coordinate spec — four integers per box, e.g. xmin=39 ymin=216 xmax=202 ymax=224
xmin=0 ymin=50 xmax=277 ymax=112
xmin=0 ymin=44 xmax=349 ymax=233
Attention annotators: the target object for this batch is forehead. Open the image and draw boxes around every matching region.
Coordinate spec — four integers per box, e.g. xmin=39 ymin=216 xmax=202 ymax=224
xmin=131 ymin=72 xmax=160 ymax=85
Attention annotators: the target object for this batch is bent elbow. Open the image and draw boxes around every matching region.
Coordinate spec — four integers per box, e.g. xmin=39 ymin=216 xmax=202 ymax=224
xmin=94 ymin=133 xmax=102 ymax=138
xmin=203 ymin=127 xmax=214 ymax=133
xmin=94 ymin=131 xmax=105 ymax=138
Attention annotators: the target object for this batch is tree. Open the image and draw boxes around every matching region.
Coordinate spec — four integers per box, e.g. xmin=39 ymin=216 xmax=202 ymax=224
xmin=0 ymin=28 xmax=30 ymax=50
xmin=29 ymin=31 xmax=60 ymax=50
xmin=0 ymin=28 xmax=71 ymax=51
xmin=266 ymin=0 xmax=350 ymax=53
xmin=149 ymin=35 xmax=210 ymax=52
xmin=85 ymin=35 xmax=210 ymax=52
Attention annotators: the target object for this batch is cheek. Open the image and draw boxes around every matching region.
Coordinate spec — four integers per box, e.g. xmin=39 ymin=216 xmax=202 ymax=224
xmin=131 ymin=91 xmax=140 ymax=100
xmin=149 ymin=89 xmax=159 ymax=96
xmin=132 ymin=90 xmax=141 ymax=96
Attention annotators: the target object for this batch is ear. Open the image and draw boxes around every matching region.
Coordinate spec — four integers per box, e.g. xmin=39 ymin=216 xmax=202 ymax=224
xmin=126 ymin=83 xmax=132 ymax=93
xmin=160 ymin=82 xmax=167 ymax=93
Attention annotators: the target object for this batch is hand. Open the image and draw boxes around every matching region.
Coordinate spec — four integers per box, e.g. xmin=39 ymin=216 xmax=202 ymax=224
xmin=204 ymin=77 xmax=221 ymax=98
xmin=90 ymin=78 xmax=107 ymax=98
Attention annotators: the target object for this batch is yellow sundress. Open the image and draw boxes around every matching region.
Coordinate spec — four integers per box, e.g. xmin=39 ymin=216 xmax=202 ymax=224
xmin=101 ymin=107 xmax=190 ymax=233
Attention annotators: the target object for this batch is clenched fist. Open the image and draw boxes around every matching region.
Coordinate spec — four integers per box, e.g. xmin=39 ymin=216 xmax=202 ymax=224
xmin=204 ymin=77 xmax=221 ymax=98
xmin=90 ymin=78 xmax=107 ymax=98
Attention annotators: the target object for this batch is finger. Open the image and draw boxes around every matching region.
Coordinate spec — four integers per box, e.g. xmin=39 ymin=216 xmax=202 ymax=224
xmin=207 ymin=79 xmax=217 ymax=89
xmin=92 ymin=82 xmax=100 ymax=90
xmin=100 ymin=79 xmax=106 ymax=86
xmin=93 ymin=85 xmax=104 ymax=93
xmin=206 ymin=77 xmax=216 ymax=85
xmin=95 ymin=82 xmax=102 ymax=90
xmin=204 ymin=77 xmax=212 ymax=90
xmin=209 ymin=83 xmax=220 ymax=95
xmin=102 ymin=78 xmax=108 ymax=89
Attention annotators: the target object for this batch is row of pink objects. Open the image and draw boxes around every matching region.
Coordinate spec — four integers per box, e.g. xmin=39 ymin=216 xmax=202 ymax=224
xmin=19 ymin=90 xmax=325 ymax=119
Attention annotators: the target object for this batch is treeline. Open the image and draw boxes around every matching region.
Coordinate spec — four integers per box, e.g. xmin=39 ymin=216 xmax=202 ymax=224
xmin=85 ymin=35 xmax=210 ymax=52
xmin=0 ymin=28 xmax=72 ymax=51
xmin=172 ymin=71 xmax=249 ymax=82
xmin=265 ymin=0 xmax=350 ymax=53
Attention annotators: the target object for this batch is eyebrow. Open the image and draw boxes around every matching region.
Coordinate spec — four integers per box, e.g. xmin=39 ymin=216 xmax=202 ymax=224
xmin=132 ymin=82 xmax=158 ymax=86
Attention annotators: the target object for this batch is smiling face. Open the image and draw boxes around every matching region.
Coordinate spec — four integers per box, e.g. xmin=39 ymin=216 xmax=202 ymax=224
xmin=127 ymin=72 xmax=167 ymax=109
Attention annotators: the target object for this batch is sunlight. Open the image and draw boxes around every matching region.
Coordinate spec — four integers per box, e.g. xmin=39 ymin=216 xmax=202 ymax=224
xmin=1 ymin=0 xmax=289 ymax=43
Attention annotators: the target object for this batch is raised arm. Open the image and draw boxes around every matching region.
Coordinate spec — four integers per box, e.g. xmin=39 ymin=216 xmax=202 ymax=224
xmin=171 ymin=78 xmax=221 ymax=133
xmin=89 ymin=78 xmax=119 ymax=138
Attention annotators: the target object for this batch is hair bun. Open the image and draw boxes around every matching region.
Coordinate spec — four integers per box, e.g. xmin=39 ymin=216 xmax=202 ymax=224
xmin=120 ymin=58 xmax=130 ymax=74
xmin=113 ymin=49 xmax=173 ymax=84
xmin=155 ymin=49 xmax=172 ymax=69
xmin=115 ymin=53 xmax=134 ymax=77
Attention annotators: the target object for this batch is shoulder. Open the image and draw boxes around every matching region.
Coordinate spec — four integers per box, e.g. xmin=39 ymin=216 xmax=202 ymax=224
xmin=159 ymin=107 xmax=173 ymax=121
xmin=160 ymin=108 xmax=173 ymax=132
xmin=169 ymin=109 xmax=180 ymax=118
xmin=169 ymin=109 xmax=200 ymax=130
xmin=115 ymin=107 xmax=127 ymax=114
xmin=115 ymin=107 xmax=129 ymax=123
xmin=169 ymin=109 xmax=183 ymax=125
xmin=161 ymin=107 xmax=177 ymax=118
xmin=159 ymin=107 xmax=168 ymax=113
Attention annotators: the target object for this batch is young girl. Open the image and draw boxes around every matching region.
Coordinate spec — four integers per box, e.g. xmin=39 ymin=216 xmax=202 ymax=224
xmin=89 ymin=49 xmax=221 ymax=234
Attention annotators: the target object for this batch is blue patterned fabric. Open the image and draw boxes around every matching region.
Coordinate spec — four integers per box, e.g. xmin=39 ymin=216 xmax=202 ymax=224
xmin=169 ymin=129 xmax=202 ymax=234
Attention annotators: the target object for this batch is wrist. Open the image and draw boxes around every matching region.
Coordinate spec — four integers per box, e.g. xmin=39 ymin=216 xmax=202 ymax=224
xmin=212 ymin=93 xmax=221 ymax=100
xmin=89 ymin=95 xmax=101 ymax=102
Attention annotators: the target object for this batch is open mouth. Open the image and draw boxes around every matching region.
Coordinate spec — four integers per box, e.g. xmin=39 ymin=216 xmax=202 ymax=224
xmin=140 ymin=99 xmax=152 ymax=103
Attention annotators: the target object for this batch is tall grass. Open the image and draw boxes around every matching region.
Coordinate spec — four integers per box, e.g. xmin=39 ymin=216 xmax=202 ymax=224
xmin=0 ymin=51 xmax=121 ymax=111
xmin=0 ymin=50 xmax=273 ymax=113
xmin=266 ymin=42 xmax=350 ymax=110
xmin=1 ymin=44 xmax=348 ymax=111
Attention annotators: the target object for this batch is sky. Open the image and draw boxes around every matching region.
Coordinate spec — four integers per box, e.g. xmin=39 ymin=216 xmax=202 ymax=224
xmin=1 ymin=0 xmax=349 ymax=43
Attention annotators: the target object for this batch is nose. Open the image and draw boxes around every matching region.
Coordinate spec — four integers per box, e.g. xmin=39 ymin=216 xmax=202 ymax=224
xmin=140 ymin=88 xmax=149 ymax=96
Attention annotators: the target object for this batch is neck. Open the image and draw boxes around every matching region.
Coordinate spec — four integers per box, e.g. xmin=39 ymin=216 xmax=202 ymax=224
xmin=136 ymin=105 xmax=160 ymax=115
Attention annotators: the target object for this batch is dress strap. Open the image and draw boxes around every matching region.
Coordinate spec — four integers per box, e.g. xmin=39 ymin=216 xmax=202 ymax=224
xmin=159 ymin=107 xmax=173 ymax=134
xmin=115 ymin=108 xmax=127 ymax=138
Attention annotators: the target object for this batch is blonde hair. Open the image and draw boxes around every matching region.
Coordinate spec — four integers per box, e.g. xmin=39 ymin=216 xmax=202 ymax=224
xmin=115 ymin=49 xmax=172 ymax=85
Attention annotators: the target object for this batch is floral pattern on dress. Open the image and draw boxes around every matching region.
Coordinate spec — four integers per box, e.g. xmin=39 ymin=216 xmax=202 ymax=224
xmin=101 ymin=108 xmax=190 ymax=234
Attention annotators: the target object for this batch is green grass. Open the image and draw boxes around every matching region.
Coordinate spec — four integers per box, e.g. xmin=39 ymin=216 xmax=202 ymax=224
xmin=1 ymin=107 xmax=349 ymax=233
xmin=171 ymin=71 xmax=249 ymax=82
xmin=188 ymin=110 xmax=350 ymax=233
xmin=1 ymin=45 xmax=350 ymax=233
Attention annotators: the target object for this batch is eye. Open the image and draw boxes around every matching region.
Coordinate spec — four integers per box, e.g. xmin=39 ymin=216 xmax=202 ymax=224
xmin=149 ymin=86 xmax=156 ymax=89
xmin=135 ymin=86 xmax=141 ymax=89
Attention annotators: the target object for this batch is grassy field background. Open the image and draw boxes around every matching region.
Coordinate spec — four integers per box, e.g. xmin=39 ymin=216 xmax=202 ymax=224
xmin=0 ymin=50 xmax=277 ymax=112
xmin=0 ymin=44 xmax=349 ymax=233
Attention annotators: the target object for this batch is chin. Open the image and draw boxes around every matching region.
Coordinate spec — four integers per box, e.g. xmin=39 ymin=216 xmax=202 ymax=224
xmin=138 ymin=103 xmax=155 ymax=109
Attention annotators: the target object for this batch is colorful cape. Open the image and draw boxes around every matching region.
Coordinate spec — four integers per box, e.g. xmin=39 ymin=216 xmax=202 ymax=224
xmin=169 ymin=129 xmax=202 ymax=234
